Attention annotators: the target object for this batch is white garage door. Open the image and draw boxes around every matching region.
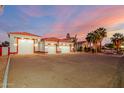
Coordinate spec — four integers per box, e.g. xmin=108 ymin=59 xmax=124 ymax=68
xmin=60 ymin=46 xmax=70 ymax=53
xmin=46 ymin=46 xmax=56 ymax=54
xmin=18 ymin=39 xmax=34 ymax=54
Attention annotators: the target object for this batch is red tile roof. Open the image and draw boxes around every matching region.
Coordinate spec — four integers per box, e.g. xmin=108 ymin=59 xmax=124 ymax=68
xmin=8 ymin=32 xmax=41 ymax=37
xmin=42 ymin=37 xmax=59 ymax=42
xmin=42 ymin=37 xmax=72 ymax=42
xmin=59 ymin=38 xmax=70 ymax=42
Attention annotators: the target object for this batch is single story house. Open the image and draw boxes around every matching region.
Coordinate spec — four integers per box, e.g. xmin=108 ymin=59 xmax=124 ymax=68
xmin=8 ymin=32 xmax=74 ymax=55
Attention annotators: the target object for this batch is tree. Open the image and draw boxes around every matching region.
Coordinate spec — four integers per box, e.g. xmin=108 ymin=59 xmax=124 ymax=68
xmin=85 ymin=27 xmax=107 ymax=53
xmin=86 ymin=32 xmax=94 ymax=48
xmin=96 ymin=27 xmax=107 ymax=51
xmin=66 ymin=33 xmax=70 ymax=39
xmin=91 ymin=32 xmax=99 ymax=52
xmin=2 ymin=41 xmax=10 ymax=47
xmin=111 ymin=33 xmax=124 ymax=53
xmin=85 ymin=32 xmax=98 ymax=52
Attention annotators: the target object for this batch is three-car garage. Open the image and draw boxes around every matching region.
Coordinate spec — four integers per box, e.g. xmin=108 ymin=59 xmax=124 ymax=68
xmin=9 ymin=32 xmax=74 ymax=55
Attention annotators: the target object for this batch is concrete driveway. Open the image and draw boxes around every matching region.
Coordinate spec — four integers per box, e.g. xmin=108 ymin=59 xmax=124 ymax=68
xmin=8 ymin=53 xmax=123 ymax=88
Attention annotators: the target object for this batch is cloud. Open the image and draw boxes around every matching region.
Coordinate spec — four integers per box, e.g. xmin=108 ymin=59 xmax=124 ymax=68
xmin=43 ymin=6 xmax=124 ymax=41
xmin=17 ymin=6 xmax=45 ymax=17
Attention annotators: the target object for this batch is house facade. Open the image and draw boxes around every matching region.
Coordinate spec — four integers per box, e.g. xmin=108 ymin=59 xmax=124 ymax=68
xmin=8 ymin=32 xmax=74 ymax=55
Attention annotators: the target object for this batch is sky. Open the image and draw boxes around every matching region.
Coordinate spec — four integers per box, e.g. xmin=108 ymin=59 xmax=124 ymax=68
xmin=0 ymin=5 xmax=124 ymax=43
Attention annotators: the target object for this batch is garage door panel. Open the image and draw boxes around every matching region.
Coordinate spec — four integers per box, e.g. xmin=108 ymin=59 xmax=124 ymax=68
xmin=46 ymin=46 xmax=56 ymax=54
xmin=60 ymin=46 xmax=70 ymax=53
xmin=18 ymin=39 xmax=34 ymax=54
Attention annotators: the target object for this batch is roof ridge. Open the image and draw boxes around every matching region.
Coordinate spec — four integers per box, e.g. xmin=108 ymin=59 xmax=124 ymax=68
xmin=8 ymin=32 xmax=41 ymax=37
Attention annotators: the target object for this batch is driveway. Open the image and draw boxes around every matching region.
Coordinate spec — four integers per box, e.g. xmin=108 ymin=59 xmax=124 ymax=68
xmin=8 ymin=53 xmax=122 ymax=88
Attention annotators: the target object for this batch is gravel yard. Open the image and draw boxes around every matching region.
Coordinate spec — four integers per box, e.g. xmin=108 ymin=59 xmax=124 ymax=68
xmin=8 ymin=53 xmax=123 ymax=88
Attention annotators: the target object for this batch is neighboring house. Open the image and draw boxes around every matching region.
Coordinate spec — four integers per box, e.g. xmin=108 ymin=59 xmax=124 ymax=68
xmin=8 ymin=32 xmax=74 ymax=55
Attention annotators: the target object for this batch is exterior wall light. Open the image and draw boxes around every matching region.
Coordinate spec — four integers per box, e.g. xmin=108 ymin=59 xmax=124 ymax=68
xmin=121 ymin=45 xmax=124 ymax=48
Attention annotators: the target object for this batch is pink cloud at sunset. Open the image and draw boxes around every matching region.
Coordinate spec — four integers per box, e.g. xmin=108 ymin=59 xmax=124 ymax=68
xmin=1 ymin=5 xmax=124 ymax=43
xmin=43 ymin=6 xmax=124 ymax=41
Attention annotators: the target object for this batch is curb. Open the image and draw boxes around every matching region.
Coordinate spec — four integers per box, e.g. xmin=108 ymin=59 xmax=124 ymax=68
xmin=2 ymin=55 xmax=10 ymax=88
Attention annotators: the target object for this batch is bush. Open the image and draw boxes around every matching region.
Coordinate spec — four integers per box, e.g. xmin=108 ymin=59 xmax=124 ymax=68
xmin=92 ymin=48 xmax=98 ymax=53
xmin=97 ymin=48 xmax=101 ymax=53
xmin=77 ymin=46 xmax=83 ymax=52
xmin=84 ymin=47 xmax=91 ymax=52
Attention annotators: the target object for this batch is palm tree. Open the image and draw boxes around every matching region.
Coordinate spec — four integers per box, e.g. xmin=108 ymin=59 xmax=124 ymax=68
xmin=111 ymin=33 xmax=124 ymax=53
xmin=85 ymin=27 xmax=107 ymax=53
xmin=92 ymin=32 xmax=99 ymax=52
xmin=96 ymin=27 xmax=107 ymax=51
xmin=86 ymin=32 xmax=98 ymax=52
xmin=94 ymin=30 xmax=101 ymax=51
xmin=86 ymin=32 xmax=94 ymax=48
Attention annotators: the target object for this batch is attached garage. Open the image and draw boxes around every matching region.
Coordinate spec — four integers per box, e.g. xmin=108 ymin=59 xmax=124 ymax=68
xmin=41 ymin=38 xmax=74 ymax=54
xmin=8 ymin=32 xmax=41 ymax=55
xmin=18 ymin=39 xmax=34 ymax=54
xmin=45 ymin=45 xmax=56 ymax=54
xmin=60 ymin=46 xmax=70 ymax=53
